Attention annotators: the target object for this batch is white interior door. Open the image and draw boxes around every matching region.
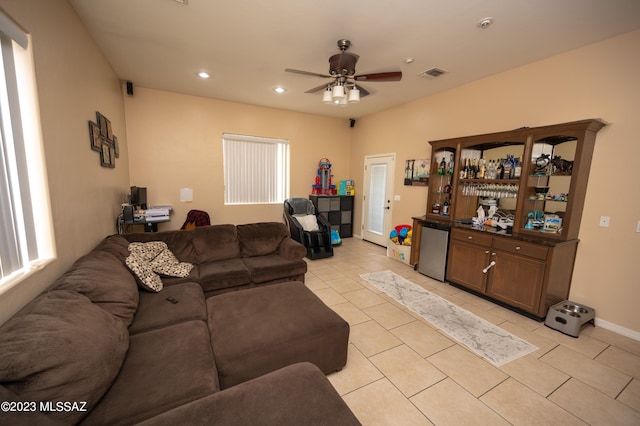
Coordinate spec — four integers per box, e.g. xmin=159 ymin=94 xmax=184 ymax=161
xmin=362 ymin=154 xmax=395 ymax=246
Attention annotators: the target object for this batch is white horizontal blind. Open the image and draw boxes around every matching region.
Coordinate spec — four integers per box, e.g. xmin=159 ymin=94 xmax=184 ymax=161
xmin=222 ymin=134 xmax=289 ymax=204
xmin=0 ymin=10 xmax=53 ymax=285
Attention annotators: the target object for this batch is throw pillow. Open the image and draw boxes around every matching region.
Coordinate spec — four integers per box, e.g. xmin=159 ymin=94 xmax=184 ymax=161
xmin=126 ymin=252 xmax=163 ymax=292
xmin=149 ymin=246 xmax=194 ymax=277
xmin=296 ymin=214 xmax=320 ymax=232
xmin=126 ymin=242 xmax=194 ymax=292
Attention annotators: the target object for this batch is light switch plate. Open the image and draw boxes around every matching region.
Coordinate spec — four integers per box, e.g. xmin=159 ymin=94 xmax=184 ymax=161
xmin=394 ymin=195 xmax=401 ymax=201
xmin=599 ymin=216 xmax=610 ymax=227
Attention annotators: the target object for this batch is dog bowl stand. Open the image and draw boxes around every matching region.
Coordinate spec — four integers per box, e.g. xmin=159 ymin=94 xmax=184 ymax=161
xmin=544 ymin=300 xmax=595 ymax=338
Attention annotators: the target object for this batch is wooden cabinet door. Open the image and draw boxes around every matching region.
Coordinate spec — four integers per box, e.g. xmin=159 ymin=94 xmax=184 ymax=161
xmin=487 ymin=250 xmax=545 ymax=313
xmin=447 ymin=239 xmax=490 ymax=293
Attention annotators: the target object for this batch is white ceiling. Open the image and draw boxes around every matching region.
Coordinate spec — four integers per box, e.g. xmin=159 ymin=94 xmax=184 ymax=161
xmin=69 ymin=0 xmax=640 ymax=120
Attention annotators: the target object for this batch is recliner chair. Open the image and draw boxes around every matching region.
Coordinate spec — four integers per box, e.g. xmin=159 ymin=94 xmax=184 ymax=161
xmin=283 ymin=198 xmax=334 ymax=260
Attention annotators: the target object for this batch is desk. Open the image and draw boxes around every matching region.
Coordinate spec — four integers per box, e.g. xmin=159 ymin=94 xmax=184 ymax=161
xmin=119 ymin=216 xmax=170 ymax=233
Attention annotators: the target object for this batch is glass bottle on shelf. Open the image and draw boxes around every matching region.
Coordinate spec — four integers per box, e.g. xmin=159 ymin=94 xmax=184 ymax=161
xmin=438 ymin=157 xmax=446 ymax=175
xmin=432 ymin=200 xmax=441 ymax=214
xmin=503 ymin=156 xmax=512 ymax=179
xmin=443 ymin=178 xmax=452 ymax=194
xmin=514 ymin=156 xmax=522 ymax=178
xmin=442 ymin=197 xmax=450 ymax=216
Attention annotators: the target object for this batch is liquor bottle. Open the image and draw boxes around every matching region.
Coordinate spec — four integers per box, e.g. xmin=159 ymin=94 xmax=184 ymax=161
xmin=443 ymin=178 xmax=452 ymax=194
xmin=497 ymin=160 xmax=504 ymax=179
xmin=478 ymin=159 xmax=486 ymax=179
xmin=467 ymin=159 xmax=474 ymax=179
xmin=503 ymin=156 xmax=512 ymax=179
xmin=459 ymin=158 xmax=466 ymax=179
xmin=438 ymin=157 xmax=446 ymax=175
xmin=463 ymin=159 xmax=470 ymax=179
xmin=447 ymin=158 xmax=454 ymax=176
xmin=442 ymin=197 xmax=450 ymax=216
xmin=514 ymin=156 xmax=522 ymax=178
xmin=432 ymin=200 xmax=441 ymax=214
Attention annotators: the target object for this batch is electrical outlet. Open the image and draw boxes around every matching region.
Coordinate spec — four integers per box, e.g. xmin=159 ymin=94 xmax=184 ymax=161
xmin=599 ymin=216 xmax=610 ymax=228
xmin=394 ymin=195 xmax=401 ymax=201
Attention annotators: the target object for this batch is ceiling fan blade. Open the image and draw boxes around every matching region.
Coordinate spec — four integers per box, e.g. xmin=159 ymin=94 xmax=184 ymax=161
xmin=354 ymin=84 xmax=370 ymax=97
xmin=354 ymin=71 xmax=402 ymax=82
xmin=285 ymin=68 xmax=331 ymax=78
xmin=305 ymin=83 xmax=330 ymax=94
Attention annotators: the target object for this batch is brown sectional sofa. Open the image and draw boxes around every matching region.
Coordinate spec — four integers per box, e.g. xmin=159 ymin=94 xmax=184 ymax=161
xmin=0 ymin=222 xmax=359 ymax=425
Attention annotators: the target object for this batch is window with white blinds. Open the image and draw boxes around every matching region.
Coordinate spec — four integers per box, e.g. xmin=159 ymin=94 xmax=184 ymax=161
xmin=222 ymin=134 xmax=289 ymax=205
xmin=0 ymin=10 xmax=54 ymax=286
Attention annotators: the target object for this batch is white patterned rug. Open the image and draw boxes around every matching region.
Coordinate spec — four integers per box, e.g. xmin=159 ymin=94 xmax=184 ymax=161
xmin=360 ymin=270 xmax=538 ymax=367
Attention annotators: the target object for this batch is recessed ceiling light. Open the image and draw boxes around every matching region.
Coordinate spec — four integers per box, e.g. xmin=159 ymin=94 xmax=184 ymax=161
xmin=478 ymin=17 xmax=494 ymax=29
xmin=274 ymin=87 xmax=286 ymax=94
xmin=197 ymin=71 xmax=210 ymax=79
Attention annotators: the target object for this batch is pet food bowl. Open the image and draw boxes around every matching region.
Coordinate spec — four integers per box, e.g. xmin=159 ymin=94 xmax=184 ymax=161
xmin=545 ymin=300 xmax=595 ymax=338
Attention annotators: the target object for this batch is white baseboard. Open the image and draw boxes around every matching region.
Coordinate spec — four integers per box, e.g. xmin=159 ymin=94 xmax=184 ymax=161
xmin=595 ymin=318 xmax=640 ymax=341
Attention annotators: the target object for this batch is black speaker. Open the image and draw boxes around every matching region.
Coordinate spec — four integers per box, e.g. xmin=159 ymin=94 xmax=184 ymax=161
xmin=349 ymin=118 xmax=356 ymax=128
xmin=123 ymin=205 xmax=135 ymax=222
xmin=126 ymin=81 xmax=134 ymax=96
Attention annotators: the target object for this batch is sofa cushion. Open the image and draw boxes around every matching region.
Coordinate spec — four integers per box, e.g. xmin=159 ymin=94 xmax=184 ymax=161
xmin=129 ymin=282 xmax=207 ymax=335
xmin=0 ymin=290 xmax=129 ymax=425
xmin=237 ymin=222 xmax=288 ymax=257
xmin=198 ymin=259 xmax=251 ymax=294
xmin=134 ymin=363 xmax=361 ymax=426
xmin=93 ymin=234 xmax=131 ymax=263
xmin=52 ymin=250 xmax=139 ymax=327
xmin=241 ymin=254 xmax=307 ymax=284
xmin=192 ymin=224 xmax=241 ymax=262
xmin=82 ymin=320 xmax=219 ymax=425
xmin=208 ymin=282 xmax=349 ymax=388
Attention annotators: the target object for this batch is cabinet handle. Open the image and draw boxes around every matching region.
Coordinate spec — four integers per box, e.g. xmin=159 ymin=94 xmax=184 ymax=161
xmin=515 ymin=246 xmax=521 ymax=250
xmin=467 ymin=236 xmax=473 ymax=240
xmin=482 ymin=261 xmax=496 ymax=274
xmin=484 ymin=250 xmax=489 ymax=254
xmin=492 ymin=252 xmax=496 ymax=256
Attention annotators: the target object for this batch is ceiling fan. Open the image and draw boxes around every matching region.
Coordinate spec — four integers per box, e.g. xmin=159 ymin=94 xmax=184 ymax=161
xmin=285 ymin=39 xmax=402 ymax=103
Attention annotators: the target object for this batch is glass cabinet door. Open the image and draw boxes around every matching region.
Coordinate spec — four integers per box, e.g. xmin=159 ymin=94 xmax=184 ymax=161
xmin=520 ymin=135 xmax=577 ymax=238
xmin=427 ymin=147 xmax=456 ymax=220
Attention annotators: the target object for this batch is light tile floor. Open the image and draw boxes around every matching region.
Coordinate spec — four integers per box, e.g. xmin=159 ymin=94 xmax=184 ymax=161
xmin=305 ymin=238 xmax=640 ymax=425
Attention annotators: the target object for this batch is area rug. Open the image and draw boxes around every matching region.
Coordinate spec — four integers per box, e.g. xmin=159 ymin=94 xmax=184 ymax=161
xmin=360 ymin=270 xmax=538 ymax=367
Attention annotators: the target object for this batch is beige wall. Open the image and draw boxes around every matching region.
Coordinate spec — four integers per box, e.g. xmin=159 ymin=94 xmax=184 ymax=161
xmin=350 ymin=30 xmax=640 ymax=336
xmin=0 ymin=0 xmax=637 ymax=336
xmin=123 ymin=88 xmax=352 ymax=227
xmin=0 ymin=0 xmax=130 ymax=324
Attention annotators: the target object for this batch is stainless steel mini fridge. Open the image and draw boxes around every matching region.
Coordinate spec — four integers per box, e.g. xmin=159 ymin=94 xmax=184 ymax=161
xmin=417 ymin=222 xmax=450 ymax=281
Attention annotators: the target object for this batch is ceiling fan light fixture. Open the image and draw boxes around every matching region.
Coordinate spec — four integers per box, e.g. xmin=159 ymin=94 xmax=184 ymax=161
xmin=332 ymin=84 xmax=345 ymax=99
xmin=322 ymin=87 xmax=333 ymax=103
xmin=348 ymin=87 xmax=360 ymax=103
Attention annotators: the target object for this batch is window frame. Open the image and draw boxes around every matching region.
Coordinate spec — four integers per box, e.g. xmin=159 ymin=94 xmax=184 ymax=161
xmin=0 ymin=11 xmax=54 ymax=288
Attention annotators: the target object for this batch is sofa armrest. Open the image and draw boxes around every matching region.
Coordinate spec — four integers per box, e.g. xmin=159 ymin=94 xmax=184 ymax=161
xmin=278 ymin=236 xmax=307 ymax=260
xmin=136 ymin=362 xmax=360 ymax=426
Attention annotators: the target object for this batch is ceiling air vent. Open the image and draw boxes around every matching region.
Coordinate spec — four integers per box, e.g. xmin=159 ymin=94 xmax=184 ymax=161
xmin=419 ymin=67 xmax=447 ymax=78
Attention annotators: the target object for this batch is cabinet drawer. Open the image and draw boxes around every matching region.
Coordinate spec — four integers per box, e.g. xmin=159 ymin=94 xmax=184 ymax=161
xmin=493 ymin=238 xmax=548 ymax=260
xmin=451 ymin=228 xmax=492 ymax=247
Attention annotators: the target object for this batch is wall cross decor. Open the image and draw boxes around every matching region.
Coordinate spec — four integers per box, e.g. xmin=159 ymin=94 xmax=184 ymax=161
xmin=88 ymin=111 xmax=119 ymax=168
